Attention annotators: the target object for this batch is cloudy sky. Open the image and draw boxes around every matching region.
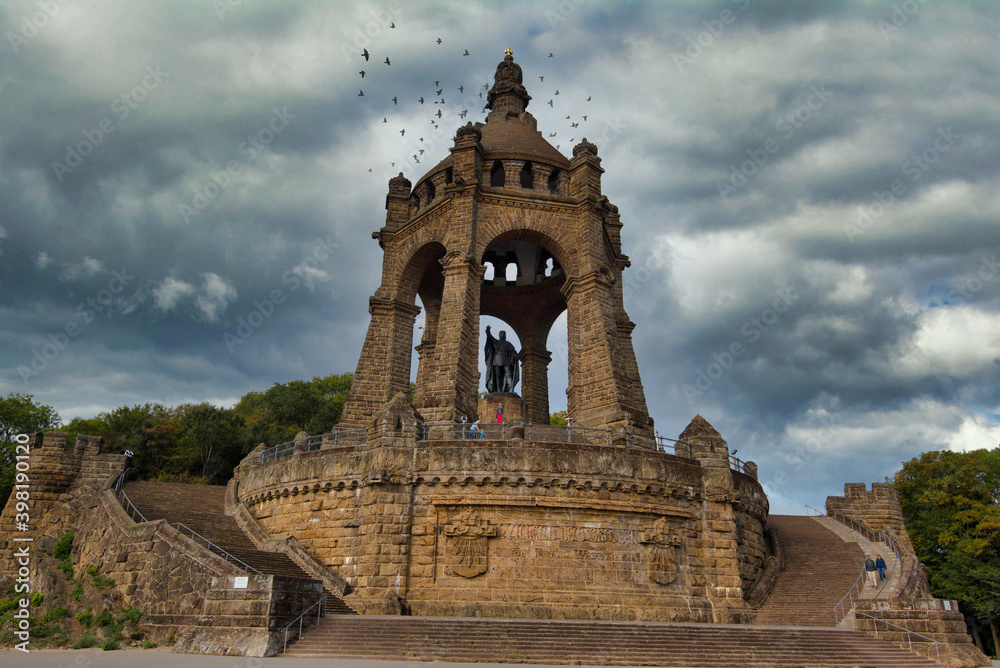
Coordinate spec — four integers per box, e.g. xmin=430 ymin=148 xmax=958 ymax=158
xmin=2 ymin=0 xmax=999 ymax=513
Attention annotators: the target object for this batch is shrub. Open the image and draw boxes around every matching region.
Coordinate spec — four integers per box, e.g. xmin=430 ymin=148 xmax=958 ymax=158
xmin=29 ymin=592 xmax=44 ymax=607
xmin=53 ymin=531 xmax=75 ymax=560
xmin=43 ymin=605 xmax=70 ymax=623
xmin=58 ymin=557 xmax=74 ymax=579
xmin=92 ymin=576 xmax=116 ymax=589
xmin=72 ymin=633 xmax=96 ymax=649
xmin=94 ymin=610 xmax=113 ymax=627
xmin=99 ymin=635 xmax=120 ymax=651
xmin=117 ymin=607 xmax=144 ymax=627
xmin=0 ymin=599 xmax=15 ymax=614
xmin=76 ymin=608 xmax=93 ymax=628
xmin=86 ymin=565 xmax=98 ymax=577
xmin=50 ymin=630 xmax=70 ymax=647
xmin=142 ymin=638 xmax=157 ymax=649
xmin=70 ymin=581 xmax=83 ymax=601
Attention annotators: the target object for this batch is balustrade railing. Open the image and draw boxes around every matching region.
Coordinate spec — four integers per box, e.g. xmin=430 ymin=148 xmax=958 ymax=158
xmin=281 ymin=595 xmax=327 ymax=653
xmin=855 ymin=612 xmax=942 ymax=663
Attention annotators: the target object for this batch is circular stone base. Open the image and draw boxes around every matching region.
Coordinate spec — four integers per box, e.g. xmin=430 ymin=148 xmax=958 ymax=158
xmin=479 ymin=393 xmax=524 ymax=424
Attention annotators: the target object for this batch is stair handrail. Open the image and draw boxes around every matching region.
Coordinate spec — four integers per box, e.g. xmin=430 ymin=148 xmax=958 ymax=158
xmin=281 ymin=594 xmax=327 ymax=653
xmin=824 ymin=509 xmax=903 ymax=600
xmin=115 ymin=486 xmax=148 ymax=524
xmin=112 ymin=467 xmax=132 ymax=493
xmin=170 ymin=522 xmax=263 ymax=575
xmin=834 ymin=562 xmax=868 ymax=628
xmin=854 ymin=611 xmax=942 ymax=663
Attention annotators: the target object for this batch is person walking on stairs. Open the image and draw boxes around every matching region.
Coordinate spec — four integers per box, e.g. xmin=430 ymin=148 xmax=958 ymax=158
xmin=875 ymin=554 xmax=887 ymax=582
xmin=865 ymin=555 xmax=878 ymax=587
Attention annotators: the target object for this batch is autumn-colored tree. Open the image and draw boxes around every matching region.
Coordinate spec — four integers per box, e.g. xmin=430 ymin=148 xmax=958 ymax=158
xmin=893 ymin=448 xmax=1000 ymax=657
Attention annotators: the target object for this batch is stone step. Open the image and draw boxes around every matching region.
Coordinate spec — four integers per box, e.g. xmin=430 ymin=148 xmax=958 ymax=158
xmin=283 ymin=616 xmax=940 ymax=666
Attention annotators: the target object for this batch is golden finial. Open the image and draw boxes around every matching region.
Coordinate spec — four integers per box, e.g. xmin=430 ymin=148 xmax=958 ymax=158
xmin=504 ymin=48 xmax=513 ymax=56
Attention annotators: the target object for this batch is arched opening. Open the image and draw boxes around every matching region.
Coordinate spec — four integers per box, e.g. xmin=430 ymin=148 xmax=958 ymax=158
xmin=520 ymin=161 xmax=533 ymax=189
xmin=546 ymin=311 xmax=569 ymax=418
xmin=444 ymin=167 xmax=453 ymax=184
xmin=548 ymin=168 xmax=561 ymax=195
xmin=490 ymin=160 xmax=505 ymax=187
xmin=425 ymin=180 xmax=435 ymax=205
xmin=398 ymin=242 xmax=447 ymax=411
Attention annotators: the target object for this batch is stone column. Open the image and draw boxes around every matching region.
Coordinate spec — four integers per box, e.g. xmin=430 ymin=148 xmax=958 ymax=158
xmin=533 ymin=164 xmax=554 ymax=192
xmin=339 ymin=297 xmax=421 ymax=429
xmin=417 ymin=252 xmax=484 ymax=423
xmin=520 ymin=347 xmax=551 ymax=425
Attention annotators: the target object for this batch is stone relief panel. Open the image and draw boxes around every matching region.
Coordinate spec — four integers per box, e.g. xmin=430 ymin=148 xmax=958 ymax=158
xmin=640 ymin=516 xmax=683 ymax=586
xmin=442 ymin=507 xmax=497 ymax=578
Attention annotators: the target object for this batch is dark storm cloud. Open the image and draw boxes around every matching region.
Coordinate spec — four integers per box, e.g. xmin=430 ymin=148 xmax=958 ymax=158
xmin=1 ymin=1 xmax=999 ymax=513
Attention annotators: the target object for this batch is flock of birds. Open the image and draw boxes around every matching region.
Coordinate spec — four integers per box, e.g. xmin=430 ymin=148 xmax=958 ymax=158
xmin=354 ymin=32 xmax=595 ymax=175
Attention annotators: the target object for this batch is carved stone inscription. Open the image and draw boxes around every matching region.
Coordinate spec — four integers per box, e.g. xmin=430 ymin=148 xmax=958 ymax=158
xmin=640 ymin=516 xmax=681 ymax=585
xmin=443 ymin=508 xmax=497 ymax=578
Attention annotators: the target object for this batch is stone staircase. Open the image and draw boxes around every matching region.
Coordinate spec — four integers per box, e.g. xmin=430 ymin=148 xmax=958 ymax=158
xmin=283 ymin=615 xmax=941 ymax=666
xmin=752 ymin=515 xmax=866 ymax=627
xmin=121 ymin=481 xmax=356 ymax=615
xmin=812 ymin=515 xmax=901 ymax=603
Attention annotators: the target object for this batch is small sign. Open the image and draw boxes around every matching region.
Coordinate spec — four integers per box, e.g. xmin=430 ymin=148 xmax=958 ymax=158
xmin=943 ymin=600 xmax=952 ymax=611
xmin=234 ymin=576 xmax=249 ymax=589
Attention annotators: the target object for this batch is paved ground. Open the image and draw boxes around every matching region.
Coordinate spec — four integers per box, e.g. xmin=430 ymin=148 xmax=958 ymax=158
xmin=4 ymin=649 xmax=999 ymax=668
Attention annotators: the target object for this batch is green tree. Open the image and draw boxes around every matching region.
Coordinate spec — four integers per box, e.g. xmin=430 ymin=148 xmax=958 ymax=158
xmin=175 ymin=403 xmax=244 ymax=483
xmin=893 ymin=448 xmax=1000 ymax=657
xmin=549 ymin=411 xmax=568 ymax=426
xmin=0 ymin=393 xmax=61 ymax=506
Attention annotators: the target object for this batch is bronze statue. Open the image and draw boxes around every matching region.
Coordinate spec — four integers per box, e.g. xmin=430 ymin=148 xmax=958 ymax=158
xmin=484 ymin=325 xmax=519 ymax=393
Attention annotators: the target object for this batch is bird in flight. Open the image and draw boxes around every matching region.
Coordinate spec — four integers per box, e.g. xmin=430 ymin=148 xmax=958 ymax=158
xmin=548 ymin=133 xmax=556 ymax=137
xmin=548 ymin=52 xmax=553 ymax=57
xmin=582 ymin=115 xmax=588 ymax=121
xmin=392 ymin=96 xmax=398 ymax=105
xmin=586 ymin=96 xmax=592 ymax=102
xmin=419 ymin=149 xmax=424 ymax=155
xmin=458 ymin=85 xmax=464 ymax=93
xmin=565 ymin=116 xmax=570 ymax=120
xmin=390 ymin=22 xmax=395 ymax=28
xmin=463 ymin=49 xmax=470 ymax=56
xmin=460 ymin=110 xmax=468 ymax=118
xmin=436 ymin=38 xmax=442 ymax=45
xmin=363 ymin=48 xmax=370 ymax=61
xmin=539 ymin=76 xmax=544 ymax=82
xmin=435 ymin=81 xmax=440 ymax=86
xmin=554 ymin=90 xmax=560 ymax=95
xmin=436 ymin=89 xmax=443 ymax=96
xmin=479 ymin=92 xmax=483 ymax=98
xmin=360 ymin=71 xmax=365 ymax=78
xmin=413 ymin=154 xmax=420 ymax=163
xmin=547 ymin=99 xmax=554 ymax=107
xmin=385 ymin=57 xmax=391 ymax=65
xmin=383 ymin=117 xmax=387 ymax=123
xmin=436 ymin=109 xmax=442 ymax=118
xmin=419 ymin=96 xmax=424 ymax=104
xmin=400 ymin=129 xmax=405 ymax=136
xmin=358 ymin=90 xmax=364 ymax=96
xmin=571 ymin=123 xmax=579 ymax=128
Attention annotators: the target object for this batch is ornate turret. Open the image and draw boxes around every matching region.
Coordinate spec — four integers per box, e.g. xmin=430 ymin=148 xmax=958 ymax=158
xmin=486 ymin=48 xmax=531 ymax=116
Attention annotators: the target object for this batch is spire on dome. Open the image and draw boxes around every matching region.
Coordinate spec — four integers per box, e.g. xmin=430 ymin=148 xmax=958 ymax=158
xmin=486 ymin=49 xmax=531 ymax=115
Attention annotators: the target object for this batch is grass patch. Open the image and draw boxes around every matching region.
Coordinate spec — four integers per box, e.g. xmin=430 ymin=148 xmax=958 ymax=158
xmin=53 ymin=531 xmax=75 ymax=560
xmin=94 ymin=610 xmax=113 ymax=627
xmin=92 ymin=575 xmax=116 ymax=589
xmin=86 ymin=565 xmax=99 ymax=577
xmin=70 ymin=581 xmax=84 ymax=601
xmin=76 ymin=608 xmax=93 ymax=628
xmin=117 ymin=607 xmax=144 ymax=627
xmin=42 ymin=605 xmax=70 ymax=623
xmin=99 ymin=635 xmax=120 ymax=651
xmin=0 ymin=598 xmax=16 ymax=614
xmin=58 ymin=557 xmax=74 ymax=579
xmin=142 ymin=638 xmax=157 ymax=649
xmin=29 ymin=592 xmax=43 ymax=607
xmin=72 ymin=633 xmax=96 ymax=649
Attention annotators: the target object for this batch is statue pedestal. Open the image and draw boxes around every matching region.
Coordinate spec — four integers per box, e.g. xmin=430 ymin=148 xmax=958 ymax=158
xmin=479 ymin=393 xmax=524 ymax=425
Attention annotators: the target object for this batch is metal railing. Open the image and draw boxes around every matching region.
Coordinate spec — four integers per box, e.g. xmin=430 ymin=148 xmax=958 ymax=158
xmin=855 ymin=611 xmax=942 ymax=663
xmin=281 ymin=595 xmax=327 ymax=653
xmin=805 ymin=506 xmax=904 ymax=626
xmin=260 ymin=429 xmax=367 ymax=464
xmin=116 ymin=486 xmax=148 ymax=524
xmin=171 ymin=522 xmax=262 ymax=574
